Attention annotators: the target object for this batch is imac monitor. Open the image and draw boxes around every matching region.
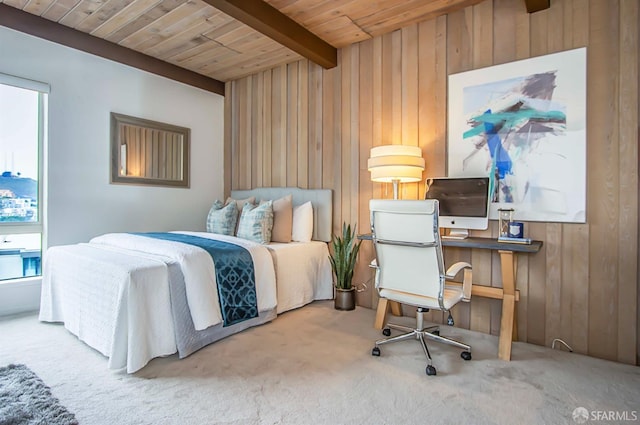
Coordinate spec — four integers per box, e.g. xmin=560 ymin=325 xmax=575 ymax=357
xmin=425 ymin=177 xmax=491 ymax=239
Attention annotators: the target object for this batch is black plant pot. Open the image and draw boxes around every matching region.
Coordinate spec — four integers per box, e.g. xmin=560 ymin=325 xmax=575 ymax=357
xmin=334 ymin=287 xmax=356 ymax=311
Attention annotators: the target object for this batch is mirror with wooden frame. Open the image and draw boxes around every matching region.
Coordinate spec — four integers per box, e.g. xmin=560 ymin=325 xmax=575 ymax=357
xmin=110 ymin=112 xmax=190 ymax=188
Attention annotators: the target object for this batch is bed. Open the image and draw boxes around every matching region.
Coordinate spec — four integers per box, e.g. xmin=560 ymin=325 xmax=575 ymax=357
xmin=39 ymin=188 xmax=333 ymax=373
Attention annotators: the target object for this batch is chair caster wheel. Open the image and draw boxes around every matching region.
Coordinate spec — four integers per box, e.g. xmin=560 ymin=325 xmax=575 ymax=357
xmin=447 ymin=314 xmax=454 ymax=326
xmin=382 ymin=328 xmax=391 ymax=336
xmin=461 ymin=351 xmax=472 ymax=361
xmin=372 ymin=347 xmax=381 ymax=356
xmin=426 ymin=365 xmax=437 ymax=376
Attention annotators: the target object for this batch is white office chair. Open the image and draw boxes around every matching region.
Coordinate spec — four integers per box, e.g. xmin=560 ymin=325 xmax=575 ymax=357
xmin=369 ymin=199 xmax=473 ymax=376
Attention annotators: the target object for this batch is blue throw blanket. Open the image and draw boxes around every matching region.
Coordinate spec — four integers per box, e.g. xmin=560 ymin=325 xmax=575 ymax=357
xmin=132 ymin=232 xmax=258 ymax=327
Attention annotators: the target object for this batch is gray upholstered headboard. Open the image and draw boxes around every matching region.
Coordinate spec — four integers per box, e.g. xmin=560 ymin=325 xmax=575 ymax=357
xmin=230 ymin=187 xmax=333 ymax=242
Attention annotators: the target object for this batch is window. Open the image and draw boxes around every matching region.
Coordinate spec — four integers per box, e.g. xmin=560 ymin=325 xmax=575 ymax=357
xmin=0 ymin=74 xmax=48 ymax=282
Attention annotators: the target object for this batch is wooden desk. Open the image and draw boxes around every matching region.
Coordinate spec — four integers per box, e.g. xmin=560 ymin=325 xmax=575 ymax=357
xmin=367 ymin=235 xmax=543 ymax=361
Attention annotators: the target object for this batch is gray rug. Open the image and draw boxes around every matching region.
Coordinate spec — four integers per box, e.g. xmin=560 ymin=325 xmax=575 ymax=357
xmin=0 ymin=364 xmax=78 ymax=425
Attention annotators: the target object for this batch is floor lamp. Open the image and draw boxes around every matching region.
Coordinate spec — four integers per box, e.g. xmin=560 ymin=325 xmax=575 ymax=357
xmin=368 ymin=145 xmax=425 ymax=199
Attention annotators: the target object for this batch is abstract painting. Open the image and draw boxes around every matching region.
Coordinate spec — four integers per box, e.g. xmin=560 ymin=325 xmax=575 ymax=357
xmin=447 ymin=48 xmax=586 ymax=223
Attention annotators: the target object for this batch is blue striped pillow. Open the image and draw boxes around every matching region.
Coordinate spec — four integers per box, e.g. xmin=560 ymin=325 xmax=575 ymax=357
xmin=236 ymin=201 xmax=274 ymax=244
xmin=206 ymin=200 xmax=237 ymax=235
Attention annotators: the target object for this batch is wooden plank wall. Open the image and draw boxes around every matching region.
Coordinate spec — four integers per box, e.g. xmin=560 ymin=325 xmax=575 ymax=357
xmin=225 ymin=0 xmax=639 ymax=364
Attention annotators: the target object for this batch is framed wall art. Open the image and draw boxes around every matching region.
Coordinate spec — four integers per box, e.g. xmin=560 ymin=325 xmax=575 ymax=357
xmin=447 ymin=47 xmax=586 ymax=223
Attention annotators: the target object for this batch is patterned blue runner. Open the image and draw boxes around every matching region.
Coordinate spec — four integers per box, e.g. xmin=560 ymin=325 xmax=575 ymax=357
xmin=132 ymin=232 xmax=258 ymax=327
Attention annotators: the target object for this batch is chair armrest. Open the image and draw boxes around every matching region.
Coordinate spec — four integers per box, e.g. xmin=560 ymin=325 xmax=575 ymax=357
xmin=445 ymin=261 xmax=473 ymax=302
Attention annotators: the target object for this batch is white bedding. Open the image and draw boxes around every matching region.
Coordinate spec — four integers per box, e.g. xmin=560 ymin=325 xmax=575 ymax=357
xmin=39 ymin=232 xmax=332 ymax=373
xmin=91 ymin=232 xmax=277 ymax=330
xmin=266 ymin=241 xmax=333 ymax=313
xmin=39 ymin=243 xmax=178 ymax=372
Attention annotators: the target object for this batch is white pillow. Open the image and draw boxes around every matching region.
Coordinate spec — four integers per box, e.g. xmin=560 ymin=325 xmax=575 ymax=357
xmin=291 ymin=201 xmax=313 ymax=242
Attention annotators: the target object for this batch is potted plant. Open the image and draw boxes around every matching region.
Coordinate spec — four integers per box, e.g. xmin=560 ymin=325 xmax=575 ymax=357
xmin=329 ymin=222 xmax=362 ymax=311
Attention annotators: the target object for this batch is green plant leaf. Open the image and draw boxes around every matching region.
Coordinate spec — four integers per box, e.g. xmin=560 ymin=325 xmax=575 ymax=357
xmin=329 ymin=221 xmax=362 ymax=289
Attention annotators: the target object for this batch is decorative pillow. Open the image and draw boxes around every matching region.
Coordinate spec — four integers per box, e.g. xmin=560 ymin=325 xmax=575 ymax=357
xmin=291 ymin=201 xmax=313 ymax=242
xmin=225 ymin=196 xmax=256 ymax=211
xmin=261 ymin=194 xmax=293 ymax=243
xmin=237 ymin=201 xmax=274 ymax=244
xmin=225 ymin=196 xmax=256 ymax=234
xmin=206 ymin=200 xmax=237 ymax=235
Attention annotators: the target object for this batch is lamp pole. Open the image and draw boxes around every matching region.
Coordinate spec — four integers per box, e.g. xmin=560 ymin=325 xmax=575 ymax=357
xmin=392 ymin=179 xmax=400 ymax=200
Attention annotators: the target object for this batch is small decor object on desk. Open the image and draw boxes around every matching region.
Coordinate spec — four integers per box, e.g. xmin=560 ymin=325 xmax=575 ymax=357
xmin=498 ymin=208 xmax=531 ymax=243
xmin=329 ymin=222 xmax=362 ymax=311
xmin=498 ymin=208 xmax=514 ymax=238
xmin=508 ymin=221 xmax=524 ymax=238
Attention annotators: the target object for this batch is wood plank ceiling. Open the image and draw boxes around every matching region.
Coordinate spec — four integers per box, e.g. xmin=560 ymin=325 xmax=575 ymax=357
xmin=0 ymin=0 xmax=488 ymax=88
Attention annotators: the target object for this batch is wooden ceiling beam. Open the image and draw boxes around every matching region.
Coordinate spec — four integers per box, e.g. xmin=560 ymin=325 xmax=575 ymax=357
xmin=0 ymin=4 xmax=225 ymax=95
xmin=203 ymin=0 xmax=337 ymax=69
xmin=524 ymin=0 xmax=550 ymax=13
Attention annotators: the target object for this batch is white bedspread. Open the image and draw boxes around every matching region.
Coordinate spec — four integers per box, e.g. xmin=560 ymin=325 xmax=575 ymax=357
xmin=39 ymin=243 xmax=178 ymax=372
xmin=266 ymin=241 xmax=333 ymax=313
xmin=40 ymin=232 xmax=278 ymax=373
xmin=90 ymin=232 xmax=276 ymax=330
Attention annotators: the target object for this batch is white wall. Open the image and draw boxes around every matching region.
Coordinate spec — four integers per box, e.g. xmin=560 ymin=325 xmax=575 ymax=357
xmin=0 ymin=26 xmax=225 ymax=315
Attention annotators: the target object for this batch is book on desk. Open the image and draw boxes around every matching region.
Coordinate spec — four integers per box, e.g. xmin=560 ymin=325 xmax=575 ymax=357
xmin=497 ymin=236 xmax=532 ymax=244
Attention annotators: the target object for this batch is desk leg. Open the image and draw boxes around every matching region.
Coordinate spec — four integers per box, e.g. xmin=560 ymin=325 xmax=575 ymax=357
xmin=498 ymin=250 xmax=517 ymax=361
xmin=390 ymin=301 xmax=403 ymax=316
xmin=512 ymin=304 xmax=519 ymax=342
xmin=374 ymin=298 xmax=389 ymax=330
xmin=374 ymin=299 xmax=403 ymax=330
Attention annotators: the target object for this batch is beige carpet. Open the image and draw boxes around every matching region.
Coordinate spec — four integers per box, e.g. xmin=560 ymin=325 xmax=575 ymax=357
xmin=1 ymin=301 xmax=638 ymax=425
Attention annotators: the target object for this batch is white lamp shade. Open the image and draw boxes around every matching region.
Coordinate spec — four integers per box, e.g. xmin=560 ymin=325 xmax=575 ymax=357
xmin=368 ymin=145 xmax=425 ymax=183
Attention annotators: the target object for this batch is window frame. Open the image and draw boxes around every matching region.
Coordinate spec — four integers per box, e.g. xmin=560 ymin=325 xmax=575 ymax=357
xmin=0 ymin=73 xmax=49 ymax=280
